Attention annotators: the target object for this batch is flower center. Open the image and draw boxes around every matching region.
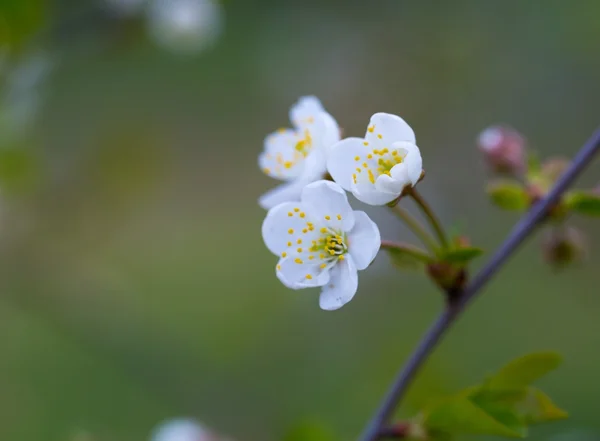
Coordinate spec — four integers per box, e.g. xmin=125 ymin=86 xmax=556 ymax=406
xmin=309 ymin=230 xmax=348 ymax=258
xmin=352 ymin=147 xmax=405 ymax=185
xmin=376 ymin=150 xmax=404 ymax=176
xmin=294 ymin=129 xmax=313 ymax=157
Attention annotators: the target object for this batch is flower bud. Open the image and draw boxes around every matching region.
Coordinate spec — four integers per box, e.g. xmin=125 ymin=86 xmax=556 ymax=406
xmin=542 ymin=227 xmax=586 ymax=268
xmin=477 ymin=125 xmax=526 ymax=175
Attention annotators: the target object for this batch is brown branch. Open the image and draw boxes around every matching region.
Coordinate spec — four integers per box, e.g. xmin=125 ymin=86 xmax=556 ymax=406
xmin=359 ymin=127 xmax=600 ymax=441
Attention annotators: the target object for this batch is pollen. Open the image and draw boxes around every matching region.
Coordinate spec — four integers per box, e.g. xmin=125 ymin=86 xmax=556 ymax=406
xmin=356 ymin=168 xmax=362 ymax=173
xmin=306 ymin=274 xmax=313 ymax=280
xmin=367 ymin=154 xmax=373 ymax=159
xmin=284 ymin=161 xmax=293 ymax=169
xmin=368 ymin=125 xmax=375 ymax=133
xmin=319 ymin=253 xmax=325 ymax=259
xmin=281 ymin=252 xmax=287 ymax=257
xmin=277 ymin=264 xmax=281 ymax=270
xmin=320 ymin=263 xmax=327 ymax=269
xmin=297 ymin=247 xmax=303 ymax=252
xmin=363 ymin=162 xmax=368 ymax=168
xmin=297 ymin=239 xmax=302 ymax=244
xmin=325 ymin=215 xmax=331 ymax=220
xmin=368 ymin=169 xmax=375 ymax=184
xmin=339 ymin=255 xmax=345 ymax=260
xmin=308 ymin=255 xmax=315 ymax=260
xmin=337 ymin=214 xmax=342 ymax=220
xmin=294 ymin=208 xmax=300 ymax=212
xmin=295 ymin=258 xmax=303 ymax=264
xmin=352 ymin=173 xmax=357 ymax=184
xmin=363 ymin=141 xmax=369 ymax=146
xmin=288 ymin=212 xmax=293 ymax=217
xmin=302 ymin=228 xmax=308 ymax=233
xmin=354 ymin=156 xmax=360 ymax=161
xmin=299 ymin=212 xmax=306 ymax=218
xmin=287 ymin=241 xmax=292 ymax=247
xmin=377 ymin=134 xmax=383 ymax=139
xmin=320 ymin=227 xmax=328 ymax=233
xmin=288 ymin=228 xmax=294 ymax=234
xmin=392 ymin=150 xmax=398 ymax=156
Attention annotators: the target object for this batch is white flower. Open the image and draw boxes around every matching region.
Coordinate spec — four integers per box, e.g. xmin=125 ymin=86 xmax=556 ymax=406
xmin=258 ymin=96 xmax=340 ymax=209
xmin=262 ymin=180 xmax=380 ymax=310
xmin=150 ymin=418 xmax=210 ymax=441
xmin=147 ymin=0 xmax=223 ymax=54
xmin=327 ymin=113 xmax=423 ymax=205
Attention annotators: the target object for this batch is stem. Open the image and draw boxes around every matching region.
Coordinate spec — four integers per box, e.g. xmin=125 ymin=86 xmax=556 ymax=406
xmin=389 ymin=205 xmax=439 ymax=254
xmin=408 ymin=189 xmax=449 ymax=249
xmin=381 ymin=241 xmax=434 ymax=263
xmin=359 ymin=127 xmax=600 ymax=441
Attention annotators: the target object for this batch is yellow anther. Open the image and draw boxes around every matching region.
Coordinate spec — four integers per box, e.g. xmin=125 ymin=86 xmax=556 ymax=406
xmin=281 ymin=252 xmax=287 ymax=258
xmin=368 ymin=125 xmax=375 ymax=133
xmin=263 ymin=168 xmax=271 ymax=174
xmin=288 ymin=212 xmax=293 ymax=217
xmin=337 ymin=214 xmax=342 ymax=220
xmin=299 ymin=212 xmax=305 ymax=218
xmin=320 ymin=227 xmax=328 ymax=233
xmin=339 ymin=255 xmax=345 ymax=260
xmin=297 ymin=239 xmax=302 ymax=244
xmin=363 ymin=141 xmax=369 ymax=146
xmin=277 ymin=264 xmax=281 ymax=270
xmin=306 ymin=274 xmax=313 ymax=280
xmin=325 ymin=215 xmax=331 ymax=220
xmin=287 ymin=241 xmax=292 ymax=247
xmin=377 ymin=134 xmax=383 ymax=139
xmin=373 ymin=149 xmax=379 ymax=155
xmin=320 ymin=263 xmax=327 ymax=269
xmin=288 ymin=228 xmax=294 ymax=234
xmin=308 ymin=255 xmax=315 ymax=260
xmin=356 ymin=168 xmax=362 ymax=173
xmin=302 ymin=228 xmax=308 ymax=234
xmin=297 ymin=247 xmax=303 ymax=252
xmin=363 ymin=162 xmax=368 ymax=168
xmin=368 ymin=169 xmax=375 ymax=184
xmin=294 ymin=208 xmax=300 ymax=212
xmin=367 ymin=154 xmax=373 ymax=159
xmin=319 ymin=253 xmax=325 ymax=259
xmin=284 ymin=161 xmax=293 ymax=169
xmin=277 ymin=128 xmax=286 ymax=133
xmin=354 ymin=156 xmax=360 ymax=161
xmin=295 ymin=258 xmax=303 ymax=264
xmin=308 ymin=226 xmax=314 ymax=231
xmin=391 ymin=150 xmax=398 ymax=156
xmin=382 ymin=148 xmax=389 ymax=153
xmin=352 ymin=173 xmax=357 ymax=184
xmin=329 ymin=250 xmax=335 ymax=255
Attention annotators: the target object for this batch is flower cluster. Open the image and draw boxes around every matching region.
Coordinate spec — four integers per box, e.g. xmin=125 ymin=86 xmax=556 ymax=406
xmin=259 ymin=97 xmax=424 ymax=310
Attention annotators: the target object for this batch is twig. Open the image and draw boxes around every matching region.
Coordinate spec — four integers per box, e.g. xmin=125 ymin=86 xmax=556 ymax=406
xmin=389 ymin=204 xmax=439 ymax=254
xmin=359 ymin=127 xmax=600 ymax=441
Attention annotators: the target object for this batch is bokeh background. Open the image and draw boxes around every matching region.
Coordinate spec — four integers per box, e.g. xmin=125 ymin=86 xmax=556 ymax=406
xmin=1 ymin=1 xmax=600 ymax=440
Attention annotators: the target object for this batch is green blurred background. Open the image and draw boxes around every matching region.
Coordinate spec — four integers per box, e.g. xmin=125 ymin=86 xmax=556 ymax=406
xmin=1 ymin=1 xmax=600 ymax=440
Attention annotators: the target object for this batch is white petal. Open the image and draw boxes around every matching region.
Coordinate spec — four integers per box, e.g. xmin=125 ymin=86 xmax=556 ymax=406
xmin=327 ymin=137 xmax=369 ymax=191
xmin=259 ymin=181 xmax=306 ymax=210
xmin=260 ymin=130 xmax=306 ymax=180
xmin=351 ymin=180 xmax=398 ymax=205
xmin=312 ymin=111 xmax=341 ymax=154
xmin=348 ymin=211 xmax=381 ymax=270
xmin=290 ymin=96 xmax=324 ymax=128
xmin=301 ymin=180 xmax=355 ymax=231
xmin=375 ymin=173 xmax=405 ymax=195
xmin=365 ymin=113 xmax=416 ymax=145
xmin=392 ymin=141 xmax=423 ymax=186
xmin=262 ymin=202 xmax=320 ymax=255
xmin=318 ymin=257 xmax=358 ymax=311
xmin=298 ymin=148 xmax=327 ymax=181
xmin=277 ymin=256 xmax=330 ymax=289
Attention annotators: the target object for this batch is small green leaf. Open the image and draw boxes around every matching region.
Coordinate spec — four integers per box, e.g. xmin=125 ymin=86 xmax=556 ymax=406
xmin=442 ymin=247 xmax=484 ymax=265
xmin=565 ymin=191 xmax=600 ymax=217
xmin=518 ymin=387 xmax=568 ymax=424
xmin=487 ymin=181 xmax=530 ymax=211
xmin=424 ymin=396 xmax=525 ymax=438
xmin=385 ymin=243 xmax=433 ymax=271
xmin=488 ymin=352 xmax=563 ymax=389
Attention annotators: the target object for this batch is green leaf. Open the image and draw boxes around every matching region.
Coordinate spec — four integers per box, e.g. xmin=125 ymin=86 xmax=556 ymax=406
xmin=385 ymin=243 xmax=433 ymax=271
xmin=487 ymin=352 xmax=563 ymax=389
xmin=565 ymin=191 xmax=600 ymax=217
xmin=424 ymin=396 xmax=525 ymax=438
xmin=518 ymin=387 xmax=568 ymax=424
xmin=442 ymin=247 xmax=484 ymax=265
xmin=487 ymin=181 xmax=530 ymax=211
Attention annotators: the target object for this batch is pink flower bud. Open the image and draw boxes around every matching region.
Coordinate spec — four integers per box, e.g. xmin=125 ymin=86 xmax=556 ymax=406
xmin=477 ymin=125 xmax=526 ymax=175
